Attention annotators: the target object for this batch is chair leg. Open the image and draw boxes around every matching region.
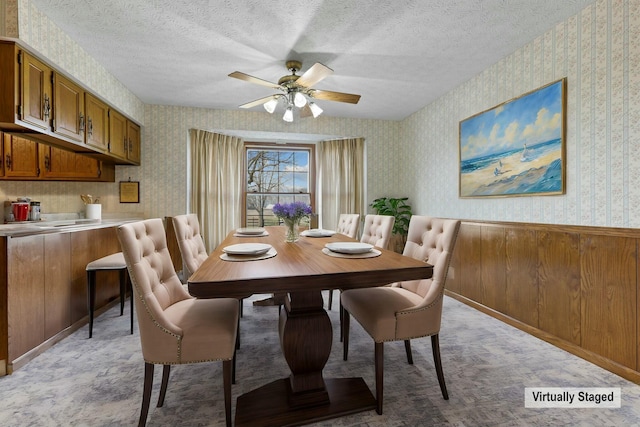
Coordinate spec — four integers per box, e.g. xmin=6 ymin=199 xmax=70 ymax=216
xmin=138 ymin=363 xmax=154 ymax=427
xmin=338 ymin=300 xmax=344 ymax=342
xmin=87 ymin=270 xmax=96 ymax=338
xmin=157 ymin=364 xmax=171 ymax=407
xmin=431 ymin=334 xmax=449 ymax=400
xmin=119 ymin=269 xmax=126 ymax=316
xmin=236 ymin=308 xmax=241 ymax=350
xmin=342 ymin=309 xmax=350 ymax=361
xmin=375 ymin=342 xmax=384 ymax=415
xmin=404 ymin=339 xmax=414 ymax=365
xmin=239 ymin=298 xmax=244 ymax=318
xmin=327 ymin=289 xmax=333 ymax=310
xmin=232 ymin=349 xmax=237 ymax=385
xmin=127 ymin=271 xmax=134 ymax=334
xmin=223 ymin=360 xmax=233 ymax=427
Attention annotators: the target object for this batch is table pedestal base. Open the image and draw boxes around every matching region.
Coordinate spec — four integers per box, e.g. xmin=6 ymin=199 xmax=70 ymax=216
xmin=235 ymin=377 xmax=376 ymax=427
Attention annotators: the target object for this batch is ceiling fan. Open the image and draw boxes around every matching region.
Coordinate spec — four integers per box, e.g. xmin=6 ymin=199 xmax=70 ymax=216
xmin=229 ymin=60 xmax=361 ymax=122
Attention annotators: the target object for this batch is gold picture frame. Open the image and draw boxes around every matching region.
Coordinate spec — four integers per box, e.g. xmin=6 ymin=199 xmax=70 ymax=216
xmin=459 ymin=78 xmax=566 ymax=198
xmin=119 ymin=181 xmax=140 ymax=203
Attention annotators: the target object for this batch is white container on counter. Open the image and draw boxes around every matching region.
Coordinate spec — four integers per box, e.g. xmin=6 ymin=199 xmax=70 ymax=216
xmin=86 ymin=204 xmax=102 ymax=220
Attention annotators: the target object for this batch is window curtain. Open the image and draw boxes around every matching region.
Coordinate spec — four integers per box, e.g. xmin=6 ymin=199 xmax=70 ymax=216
xmin=189 ymin=129 xmax=243 ymax=252
xmin=317 ymin=137 xmax=366 ymax=230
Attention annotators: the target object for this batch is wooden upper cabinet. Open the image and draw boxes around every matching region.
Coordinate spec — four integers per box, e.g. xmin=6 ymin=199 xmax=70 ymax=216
xmin=52 ymin=73 xmax=85 ymax=143
xmin=84 ymin=93 xmax=109 ymax=152
xmin=20 ymin=51 xmax=52 ymax=131
xmin=0 ymin=42 xmax=139 ymax=168
xmin=108 ymin=109 xmax=141 ymax=165
xmin=126 ymin=120 xmax=141 ymax=164
xmin=108 ymin=109 xmax=127 ymax=160
xmin=40 ymin=144 xmax=103 ymax=180
xmin=3 ymin=134 xmax=40 ymax=178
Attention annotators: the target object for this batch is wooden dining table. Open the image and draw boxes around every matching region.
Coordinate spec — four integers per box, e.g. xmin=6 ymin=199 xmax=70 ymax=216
xmin=188 ymin=226 xmax=433 ymax=427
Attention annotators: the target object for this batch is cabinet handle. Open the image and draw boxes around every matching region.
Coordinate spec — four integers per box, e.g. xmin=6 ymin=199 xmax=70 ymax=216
xmin=44 ymin=154 xmax=51 ymax=171
xmin=43 ymin=94 xmax=51 ymax=121
xmin=79 ymin=114 xmax=85 ymax=132
xmin=88 ymin=117 xmax=93 ymax=137
xmin=6 ymin=154 xmax=11 ymax=170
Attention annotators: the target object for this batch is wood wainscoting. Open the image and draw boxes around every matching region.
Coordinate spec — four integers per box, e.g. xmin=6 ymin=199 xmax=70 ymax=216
xmin=446 ymin=220 xmax=640 ymax=384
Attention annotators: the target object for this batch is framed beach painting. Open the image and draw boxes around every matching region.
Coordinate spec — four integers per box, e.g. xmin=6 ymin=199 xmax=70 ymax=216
xmin=459 ymin=78 xmax=566 ymax=198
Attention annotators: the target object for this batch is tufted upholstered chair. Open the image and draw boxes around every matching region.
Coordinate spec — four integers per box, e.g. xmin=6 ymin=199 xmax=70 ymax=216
xmin=326 ymin=213 xmax=361 ymax=309
xmin=341 ymin=216 xmax=461 ymax=415
xmin=117 ymin=219 xmax=239 ymax=427
xmin=336 ymin=213 xmax=360 ymax=239
xmin=333 ymin=214 xmax=395 ymax=327
xmin=359 ymin=214 xmax=395 ymax=249
xmin=172 ymin=214 xmax=245 ymax=321
xmin=171 ymin=214 xmax=208 ymax=279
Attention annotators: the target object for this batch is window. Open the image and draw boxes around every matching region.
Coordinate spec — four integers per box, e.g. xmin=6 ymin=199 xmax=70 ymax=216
xmin=244 ymin=143 xmax=315 ymax=227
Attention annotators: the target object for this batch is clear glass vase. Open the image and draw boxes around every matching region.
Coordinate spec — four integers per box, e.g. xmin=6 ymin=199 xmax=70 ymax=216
xmin=283 ymin=218 xmax=300 ymax=242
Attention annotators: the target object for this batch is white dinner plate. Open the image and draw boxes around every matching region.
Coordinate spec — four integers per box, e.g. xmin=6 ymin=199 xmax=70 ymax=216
xmin=223 ymin=243 xmax=272 ymax=255
xmin=325 ymin=242 xmax=374 ymax=254
xmin=301 ymin=229 xmax=337 ymax=237
xmin=235 ymin=227 xmax=266 ymax=235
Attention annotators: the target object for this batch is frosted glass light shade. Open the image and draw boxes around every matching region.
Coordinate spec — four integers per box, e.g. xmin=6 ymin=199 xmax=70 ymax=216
xmin=263 ymin=98 xmax=278 ymax=113
xmin=309 ymin=102 xmax=323 ymax=118
xmin=294 ymin=92 xmax=307 ymax=108
xmin=283 ymin=106 xmax=294 ymax=122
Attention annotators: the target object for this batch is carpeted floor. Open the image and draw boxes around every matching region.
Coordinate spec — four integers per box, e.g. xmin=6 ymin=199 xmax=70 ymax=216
xmin=1 ymin=293 xmax=639 ymax=426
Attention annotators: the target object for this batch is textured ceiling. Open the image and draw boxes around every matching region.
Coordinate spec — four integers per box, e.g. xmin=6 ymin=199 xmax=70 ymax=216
xmin=29 ymin=0 xmax=595 ymax=121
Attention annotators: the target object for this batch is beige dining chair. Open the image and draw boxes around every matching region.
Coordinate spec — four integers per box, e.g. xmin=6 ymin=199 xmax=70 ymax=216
xmin=117 ymin=218 xmax=239 ymax=427
xmin=336 ymin=213 xmax=360 ymax=238
xmin=341 ymin=215 xmax=461 ymax=415
xmin=326 ymin=213 xmax=361 ymax=309
xmin=333 ymin=214 xmax=395 ymax=333
xmin=172 ymin=214 xmax=245 ymax=321
xmin=171 ymin=214 xmax=208 ymax=280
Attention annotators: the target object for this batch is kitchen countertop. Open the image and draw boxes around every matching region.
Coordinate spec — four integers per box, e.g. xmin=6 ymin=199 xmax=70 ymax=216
xmin=0 ymin=218 xmax=143 ymax=237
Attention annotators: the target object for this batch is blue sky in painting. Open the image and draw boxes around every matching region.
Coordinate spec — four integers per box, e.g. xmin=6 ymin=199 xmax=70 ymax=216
xmin=460 ymin=80 xmax=563 ymax=161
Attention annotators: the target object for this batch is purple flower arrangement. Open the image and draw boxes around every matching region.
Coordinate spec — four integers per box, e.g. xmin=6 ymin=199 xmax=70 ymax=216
xmin=272 ymin=201 xmax=312 ymax=222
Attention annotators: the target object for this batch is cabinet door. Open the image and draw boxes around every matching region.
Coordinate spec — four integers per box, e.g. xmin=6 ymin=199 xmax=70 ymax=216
xmin=108 ymin=109 xmax=127 ymax=160
xmin=20 ymin=51 xmax=52 ymax=130
xmin=52 ymin=73 xmax=85 ymax=142
xmin=74 ymin=154 xmax=101 ymax=179
xmin=4 ymin=134 xmax=40 ymax=178
xmin=127 ymin=120 xmax=141 ymax=164
xmin=7 ymin=235 xmax=46 ymax=362
xmin=44 ymin=233 xmax=72 ymax=340
xmin=85 ymin=93 xmax=109 ymax=152
xmin=40 ymin=144 xmax=101 ymax=180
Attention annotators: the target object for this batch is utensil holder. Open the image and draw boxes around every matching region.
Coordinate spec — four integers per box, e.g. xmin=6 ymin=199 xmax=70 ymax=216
xmin=86 ymin=204 xmax=102 ymax=220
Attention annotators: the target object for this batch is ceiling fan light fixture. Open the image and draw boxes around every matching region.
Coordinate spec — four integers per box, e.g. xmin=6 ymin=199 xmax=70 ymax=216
xmin=283 ymin=106 xmax=294 ymax=122
xmin=294 ymin=92 xmax=307 ymax=108
xmin=263 ymin=97 xmax=278 ymax=114
xmin=309 ymin=102 xmax=323 ymax=118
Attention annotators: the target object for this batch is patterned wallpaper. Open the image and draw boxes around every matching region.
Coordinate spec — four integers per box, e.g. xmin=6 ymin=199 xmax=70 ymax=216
xmin=141 ymin=106 xmax=401 ymax=219
xmin=2 ymin=0 xmax=638 ymax=228
xmin=403 ymin=0 xmax=639 ymax=228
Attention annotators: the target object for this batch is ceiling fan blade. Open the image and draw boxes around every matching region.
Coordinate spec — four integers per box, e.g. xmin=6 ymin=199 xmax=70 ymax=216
xmin=239 ymin=95 xmax=279 ymax=109
xmin=295 ymin=63 xmax=333 ymax=88
xmin=309 ymin=89 xmax=361 ymax=104
xmin=300 ymin=104 xmax=313 ymax=118
xmin=229 ymin=71 xmax=282 ymax=90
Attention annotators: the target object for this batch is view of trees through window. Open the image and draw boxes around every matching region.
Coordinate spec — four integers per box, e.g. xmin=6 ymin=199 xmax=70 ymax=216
xmin=245 ymin=145 xmax=313 ymax=227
